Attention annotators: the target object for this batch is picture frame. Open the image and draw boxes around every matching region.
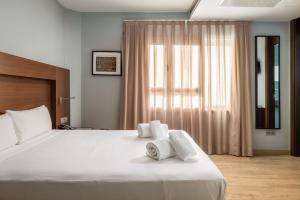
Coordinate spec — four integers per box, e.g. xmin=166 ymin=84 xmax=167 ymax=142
xmin=92 ymin=51 xmax=122 ymax=76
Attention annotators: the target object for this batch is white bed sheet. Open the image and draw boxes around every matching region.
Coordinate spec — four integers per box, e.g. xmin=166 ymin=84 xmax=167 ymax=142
xmin=0 ymin=130 xmax=226 ymax=200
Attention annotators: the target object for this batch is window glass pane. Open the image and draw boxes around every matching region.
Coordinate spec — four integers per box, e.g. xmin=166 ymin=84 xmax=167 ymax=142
xmin=192 ymin=46 xmax=199 ymax=89
xmin=149 ymin=45 xmax=164 ymax=88
xmin=149 ymin=95 xmax=164 ymax=108
xmin=149 ymin=46 xmax=155 ymax=88
xmin=174 ymin=45 xmax=181 ymax=89
xmin=192 ymin=96 xmax=199 ymax=108
xmin=204 ymin=44 xmax=232 ymax=108
xmin=174 ymin=95 xmax=181 ymax=108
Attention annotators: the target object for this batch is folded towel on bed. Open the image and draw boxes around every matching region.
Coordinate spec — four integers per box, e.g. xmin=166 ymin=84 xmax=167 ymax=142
xmin=149 ymin=120 xmax=168 ymax=139
xmin=169 ymin=131 xmax=198 ymax=161
xmin=146 ymin=138 xmax=176 ymax=160
xmin=137 ymin=123 xmax=168 ymax=138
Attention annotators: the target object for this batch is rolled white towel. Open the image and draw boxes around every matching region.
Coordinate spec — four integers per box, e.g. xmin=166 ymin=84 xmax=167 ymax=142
xmin=137 ymin=123 xmax=168 ymax=138
xmin=149 ymin=120 xmax=168 ymax=139
xmin=146 ymin=138 xmax=176 ymax=160
xmin=169 ymin=131 xmax=198 ymax=161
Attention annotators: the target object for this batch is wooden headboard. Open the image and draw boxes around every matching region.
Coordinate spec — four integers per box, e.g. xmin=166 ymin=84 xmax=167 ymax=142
xmin=0 ymin=52 xmax=70 ymax=128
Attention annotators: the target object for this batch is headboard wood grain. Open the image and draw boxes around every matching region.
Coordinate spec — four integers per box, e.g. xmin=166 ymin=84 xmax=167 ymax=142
xmin=0 ymin=52 xmax=70 ymax=128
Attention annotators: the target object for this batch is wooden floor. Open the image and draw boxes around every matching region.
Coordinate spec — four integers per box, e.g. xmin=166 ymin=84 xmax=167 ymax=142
xmin=210 ymin=155 xmax=300 ymax=200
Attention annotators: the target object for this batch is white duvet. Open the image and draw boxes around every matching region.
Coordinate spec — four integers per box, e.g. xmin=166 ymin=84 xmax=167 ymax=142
xmin=0 ymin=130 xmax=226 ymax=200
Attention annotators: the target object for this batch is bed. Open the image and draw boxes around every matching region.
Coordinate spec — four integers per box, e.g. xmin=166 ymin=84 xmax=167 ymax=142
xmin=0 ymin=129 xmax=226 ymax=200
xmin=0 ymin=52 xmax=226 ymax=200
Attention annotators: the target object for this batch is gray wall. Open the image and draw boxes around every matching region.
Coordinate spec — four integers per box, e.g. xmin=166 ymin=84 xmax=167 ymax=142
xmin=82 ymin=15 xmax=291 ymax=150
xmin=81 ymin=12 xmax=188 ymax=129
xmin=0 ymin=2 xmax=291 ymax=150
xmin=0 ymin=0 xmax=65 ymax=66
xmin=0 ymin=0 xmax=82 ymax=126
xmin=250 ymin=22 xmax=290 ymax=150
xmin=63 ymin=10 xmax=82 ymax=126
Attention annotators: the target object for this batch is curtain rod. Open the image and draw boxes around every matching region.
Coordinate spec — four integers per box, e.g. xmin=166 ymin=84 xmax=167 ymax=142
xmin=123 ymin=19 xmax=248 ymax=22
xmin=123 ymin=19 xmax=187 ymax=22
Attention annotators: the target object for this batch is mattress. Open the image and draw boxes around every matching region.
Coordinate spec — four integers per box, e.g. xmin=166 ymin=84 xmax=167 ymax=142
xmin=0 ymin=130 xmax=226 ymax=200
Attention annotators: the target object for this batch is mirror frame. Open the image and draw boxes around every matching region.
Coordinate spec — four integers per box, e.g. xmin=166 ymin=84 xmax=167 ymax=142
xmin=255 ymin=35 xmax=281 ymax=129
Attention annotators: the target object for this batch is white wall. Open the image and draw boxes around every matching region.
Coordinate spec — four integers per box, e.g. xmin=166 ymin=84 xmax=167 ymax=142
xmin=250 ymin=22 xmax=290 ymax=150
xmin=81 ymin=12 xmax=188 ymax=129
xmin=0 ymin=0 xmax=82 ymax=126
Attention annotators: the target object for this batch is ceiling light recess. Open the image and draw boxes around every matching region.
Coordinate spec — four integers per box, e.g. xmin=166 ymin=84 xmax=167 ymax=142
xmin=219 ymin=0 xmax=282 ymax=7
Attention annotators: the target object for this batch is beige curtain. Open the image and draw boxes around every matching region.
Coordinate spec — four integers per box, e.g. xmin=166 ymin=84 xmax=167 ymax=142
xmin=121 ymin=21 xmax=253 ymax=156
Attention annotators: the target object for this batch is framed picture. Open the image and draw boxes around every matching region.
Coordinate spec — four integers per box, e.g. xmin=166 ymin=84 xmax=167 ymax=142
xmin=92 ymin=51 xmax=122 ymax=76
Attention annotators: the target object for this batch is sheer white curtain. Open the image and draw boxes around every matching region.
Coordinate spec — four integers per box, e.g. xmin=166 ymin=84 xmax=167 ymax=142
xmin=121 ymin=21 xmax=252 ymax=156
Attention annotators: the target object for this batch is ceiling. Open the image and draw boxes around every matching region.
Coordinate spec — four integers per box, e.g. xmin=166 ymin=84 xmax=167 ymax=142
xmin=57 ymin=0 xmax=195 ymax=12
xmin=57 ymin=0 xmax=300 ymax=21
xmin=191 ymin=0 xmax=300 ymax=21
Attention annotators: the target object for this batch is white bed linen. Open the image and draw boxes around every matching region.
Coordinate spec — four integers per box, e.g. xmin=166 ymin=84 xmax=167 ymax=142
xmin=0 ymin=130 xmax=226 ymax=200
xmin=0 ymin=130 xmax=61 ymax=162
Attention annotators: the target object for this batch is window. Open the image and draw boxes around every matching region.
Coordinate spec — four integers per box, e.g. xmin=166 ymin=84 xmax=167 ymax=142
xmin=149 ymin=42 xmax=233 ymax=110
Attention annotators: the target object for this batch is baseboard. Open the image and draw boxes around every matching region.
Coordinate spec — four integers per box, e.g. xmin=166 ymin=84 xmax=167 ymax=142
xmin=254 ymin=149 xmax=290 ymax=156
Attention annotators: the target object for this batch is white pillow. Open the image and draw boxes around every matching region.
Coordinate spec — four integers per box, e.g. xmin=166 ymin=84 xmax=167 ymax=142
xmin=0 ymin=114 xmax=18 ymax=151
xmin=6 ymin=105 xmax=52 ymax=144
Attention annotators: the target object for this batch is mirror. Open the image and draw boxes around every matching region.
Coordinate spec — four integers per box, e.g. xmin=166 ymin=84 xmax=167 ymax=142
xmin=255 ymin=36 xmax=280 ymax=129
